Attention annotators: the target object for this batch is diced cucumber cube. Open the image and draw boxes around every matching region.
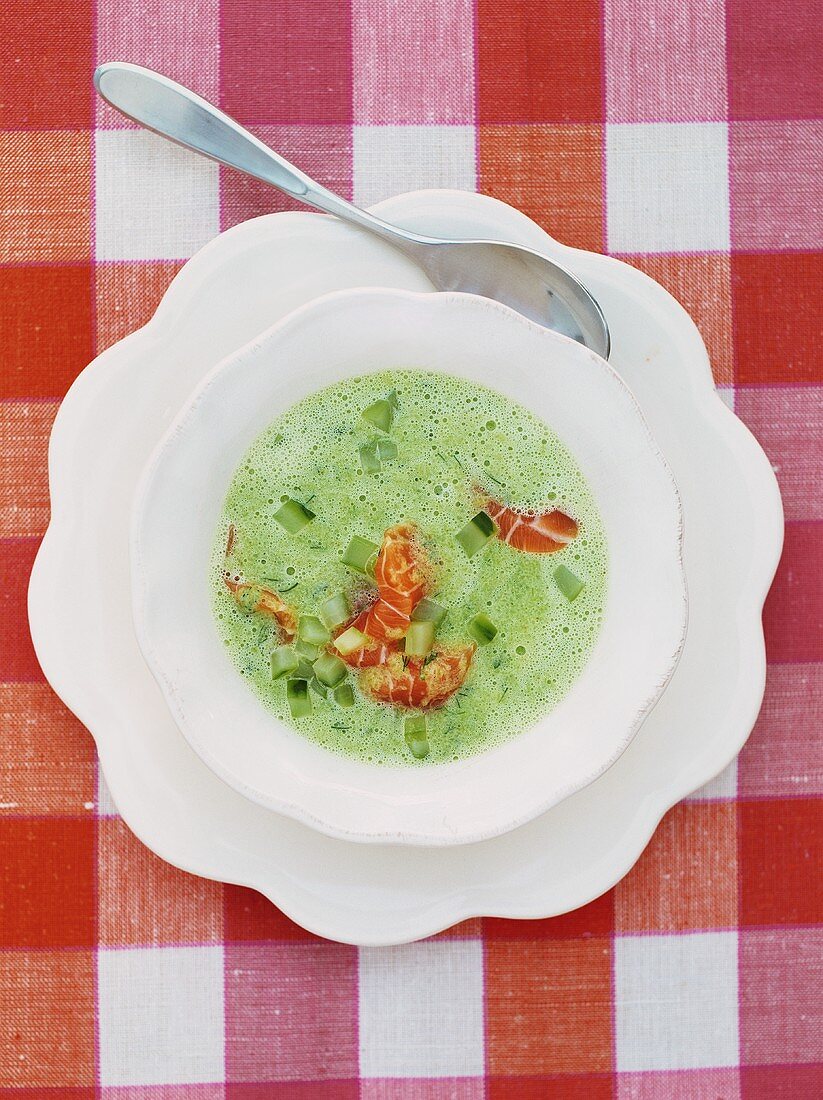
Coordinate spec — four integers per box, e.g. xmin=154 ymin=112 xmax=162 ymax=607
xmin=286 ymin=678 xmax=312 ymax=718
xmin=309 ymin=677 xmax=329 ymax=699
xmin=467 ymin=613 xmax=498 ymax=646
xmin=291 ymin=657 xmax=316 ymax=681
xmin=404 ymin=716 xmax=429 ymax=759
xmin=455 ymin=511 xmax=496 ymax=557
xmin=405 ymin=620 xmax=435 ymax=657
xmin=342 ymin=535 xmax=379 ymax=575
xmin=314 ymin=651 xmax=347 ymax=688
xmin=273 ymin=498 xmax=315 ymax=534
xmin=334 ymin=626 xmax=368 ymax=655
xmin=334 ymin=683 xmax=355 ymax=708
xmin=411 ymin=598 xmax=447 ymax=625
xmin=319 ymin=592 xmax=350 ymax=630
xmin=270 ymin=645 xmax=298 ymax=680
xmin=299 ymin=615 xmax=330 ymax=646
xmin=359 ymin=440 xmax=381 ymax=474
xmin=295 ymin=639 xmax=321 ymax=661
xmin=362 ymin=399 xmax=394 ymax=433
xmin=553 ymin=563 xmax=585 ymax=602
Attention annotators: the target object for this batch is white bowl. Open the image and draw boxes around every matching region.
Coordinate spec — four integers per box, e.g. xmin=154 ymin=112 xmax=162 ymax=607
xmin=131 ymin=287 xmax=687 ymax=845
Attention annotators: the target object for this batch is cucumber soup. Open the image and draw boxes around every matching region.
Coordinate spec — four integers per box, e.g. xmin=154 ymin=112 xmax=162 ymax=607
xmin=212 ymin=369 xmax=607 ymax=764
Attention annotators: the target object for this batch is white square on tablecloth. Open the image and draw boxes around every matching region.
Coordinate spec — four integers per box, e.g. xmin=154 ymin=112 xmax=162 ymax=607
xmin=615 ymin=931 xmax=740 ymax=1071
xmin=95 ymin=130 xmax=220 ymax=261
xmin=353 ymin=125 xmax=476 ymax=208
xmin=359 ymin=939 xmax=484 ymax=1077
xmin=687 ymin=758 xmax=738 ymax=800
xmin=714 ymin=387 xmax=736 ymax=415
xmin=98 ymin=945 xmax=225 ymax=1085
xmin=606 ymin=122 xmax=731 ymax=252
xmin=95 ymin=767 xmax=119 ymax=816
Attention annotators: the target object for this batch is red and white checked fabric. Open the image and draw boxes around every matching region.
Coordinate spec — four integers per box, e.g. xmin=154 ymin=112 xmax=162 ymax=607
xmin=1 ymin=1 xmax=821 ymax=1095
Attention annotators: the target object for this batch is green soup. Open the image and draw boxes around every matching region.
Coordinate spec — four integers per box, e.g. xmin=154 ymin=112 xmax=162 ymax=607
xmin=212 ymin=369 xmax=607 ymax=765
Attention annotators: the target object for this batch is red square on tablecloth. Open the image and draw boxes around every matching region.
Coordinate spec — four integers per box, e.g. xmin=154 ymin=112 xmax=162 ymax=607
xmin=622 ymin=253 xmax=733 ymax=386
xmin=98 ymin=816 xmax=223 ymax=947
xmin=731 ymin=251 xmax=822 ymax=385
xmin=0 ymin=817 xmax=95 ymax=947
xmin=224 ymin=884 xmax=323 ymax=943
xmin=94 ymin=261 xmax=182 ymax=354
xmin=0 ymin=132 xmax=92 ymax=264
xmin=485 ymin=939 xmax=614 ymax=1074
xmin=0 ymin=1 xmax=92 ymax=130
xmin=0 ymin=265 xmax=93 ymax=399
xmin=102 ymin=1087 xmax=227 ymax=1099
xmin=730 ymin=121 xmax=822 ymax=252
xmin=489 ymin=1074 xmax=614 ymax=1098
xmin=738 ymin=663 xmax=823 ymax=799
xmin=735 ymin=387 xmax=823 ymax=522
xmin=224 ymin=942 xmax=359 ymax=1081
xmin=484 ymin=891 xmax=614 ymax=941
xmin=0 ymin=949 xmax=94 ymax=1087
xmin=739 ymin=799 xmax=823 ymax=927
xmin=219 ymin=124 xmax=352 ymax=231
xmin=726 ymin=0 xmax=822 ymax=120
xmin=0 ymin=1089 xmax=96 ymax=1099
xmin=762 ymin=522 xmax=823 ymax=665
xmin=0 ymin=537 xmax=43 ymax=682
xmin=616 ymin=1068 xmax=741 ymax=1099
xmin=476 ymin=0 xmax=603 ymax=123
xmin=741 ymin=1064 xmax=823 ymax=1098
xmin=739 ymin=928 xmax=823 ymax=1065
xmin=0 ymin=683 xmax=95 ymax=815
xmin=0 ymin=401 xmax=58 ymax=537
xmin=426 ymin=918 xmax=483 ymax=940
xmin=616 ymin=802 xmax=738 ymax=933
xmin=478 ymin=124 xmax=605 ymax=252
xmin=220 ymin=0 xmax=353 ymax=125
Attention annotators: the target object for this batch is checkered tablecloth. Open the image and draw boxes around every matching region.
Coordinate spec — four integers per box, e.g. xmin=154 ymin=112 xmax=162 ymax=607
xmin=2 ymin=0 xmax=821 ymax=1095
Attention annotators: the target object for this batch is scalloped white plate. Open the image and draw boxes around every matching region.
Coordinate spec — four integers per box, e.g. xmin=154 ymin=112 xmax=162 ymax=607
xmin=29 ymin=190 xmax=782 ymax=943
xmin=133 ymin=288 xmax=686 ymax=845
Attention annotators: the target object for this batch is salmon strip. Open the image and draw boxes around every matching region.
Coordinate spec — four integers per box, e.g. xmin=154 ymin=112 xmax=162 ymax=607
xmin=337 ymin=638 xmax=397 ymax=669
xmin=483 ymin=495 xmax=578 ymax=554
xmin=359 ymin=643 xmax=476 ymax=710
xmin=361 ymin=523 xmax=431 ymax=640
xmin=224 ymin=577 xmax=298 ymax=641
xmin=360 ymin=597 xmax=411 ymax=641
xmin=375 ymin=523 xmax=429 ymax=613
xmin=336 ymin=525 xmax=475 ymax=706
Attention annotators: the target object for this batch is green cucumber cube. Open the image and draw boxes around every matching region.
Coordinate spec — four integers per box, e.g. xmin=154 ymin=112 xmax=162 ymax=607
xmin=286 ymin=678 xmax=312 ymax=718
xmin=273 ymin=498 xmax=315 ymax=534
xmin=553 ymin=564 xmax=585 ymax=602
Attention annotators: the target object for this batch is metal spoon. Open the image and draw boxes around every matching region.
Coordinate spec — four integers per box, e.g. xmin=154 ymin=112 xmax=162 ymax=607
xmin=95 ymin=62 xmax=610 ymax=359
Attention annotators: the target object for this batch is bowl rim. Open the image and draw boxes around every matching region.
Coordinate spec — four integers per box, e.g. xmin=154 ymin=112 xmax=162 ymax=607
xmin=130 ymin=286 xmax=688 ymax=845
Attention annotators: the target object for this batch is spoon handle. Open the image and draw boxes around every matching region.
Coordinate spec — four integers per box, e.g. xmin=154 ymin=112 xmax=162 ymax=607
xmin=94 ymin=63 xmax=428 ymax=249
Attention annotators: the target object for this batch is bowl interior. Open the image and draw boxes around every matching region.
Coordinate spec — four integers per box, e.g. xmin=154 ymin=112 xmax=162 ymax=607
xmin=131 ymin=288 xmax=686 ymax=845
